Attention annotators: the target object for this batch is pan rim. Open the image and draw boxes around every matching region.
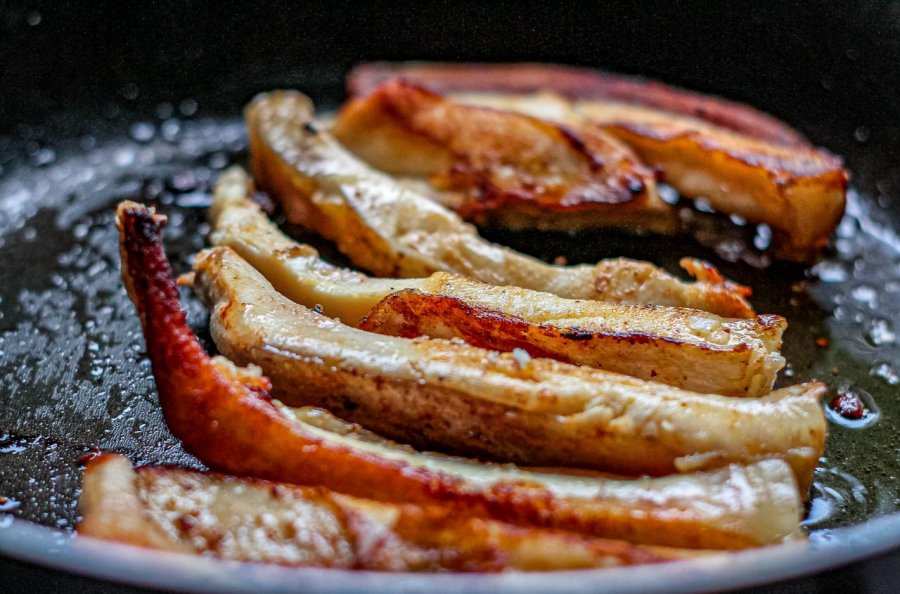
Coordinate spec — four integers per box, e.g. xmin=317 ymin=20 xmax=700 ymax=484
xmin=1 ymin=512 xmax=899 ymax=593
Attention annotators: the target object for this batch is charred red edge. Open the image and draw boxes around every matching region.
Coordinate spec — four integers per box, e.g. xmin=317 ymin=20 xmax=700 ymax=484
xmin=359 ymin=290 xmax=752 ymax=363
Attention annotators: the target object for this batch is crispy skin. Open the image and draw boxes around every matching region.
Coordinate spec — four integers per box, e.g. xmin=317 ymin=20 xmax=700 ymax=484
xmin=346 ymin=63 xmax=847 ymax=262
xmin=114 ymin=205 xmax=806 ymax=549
xmin=333 ymin=80 xmax=673 ymax=233
xmin=347 ymin=62 xmax=809 ymax=147
xmin=79 ymin=454 xmax=683 ymax=570
xmin=359 ymin=288 xmax=784 ymax=397
xmin=393 ymin=87 xmax=845 ymax=262
xmin=453 ymin=93 xmax=847 ymax=263
xmin=574 ymin=100 xmax=847 ymax=262
xmin=211 ymin=168 xmax=784 ymax=397
xmin=246 ymin=90 xmax=755 ymax=317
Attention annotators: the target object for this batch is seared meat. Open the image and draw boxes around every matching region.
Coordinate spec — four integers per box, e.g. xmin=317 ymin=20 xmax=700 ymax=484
xmin=211 ymin=167 xmax=785 ymax=397
xmin=459 ymin=92 xmax=846 ymax=262
xmin=190 ymin=244 xmax=822 ymax=486
xmin=114 ymin=202 xmax=807 ymax=549
xmin=346 ymin=63 xmax=847 ymax=262
xmin=79 ymin=454 xmax=683 ymax=570
xmin=246 ymin=90 xmax=755 ymax=317
xmin=333 ymin=80 xmax=674 ymax=233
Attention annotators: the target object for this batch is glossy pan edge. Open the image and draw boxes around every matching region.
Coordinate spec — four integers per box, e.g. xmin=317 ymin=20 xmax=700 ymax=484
xmin=2 ymin=514 xmax=899 ymax=593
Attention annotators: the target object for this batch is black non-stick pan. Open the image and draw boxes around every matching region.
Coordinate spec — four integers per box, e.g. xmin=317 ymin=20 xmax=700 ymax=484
xmin=1 ymin=2 xmax=898 ymax=592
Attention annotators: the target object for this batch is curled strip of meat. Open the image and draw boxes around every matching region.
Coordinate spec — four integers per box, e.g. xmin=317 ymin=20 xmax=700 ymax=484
xmin=78 ymin=453 xmax=685 ymax=570
xmin=333 ymin=80 xmax=673 ymax=233
xmin=246 ymin=90 xmax=755 ymax=317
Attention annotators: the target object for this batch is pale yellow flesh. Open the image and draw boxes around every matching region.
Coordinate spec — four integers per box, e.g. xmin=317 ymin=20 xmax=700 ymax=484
xmin=77 ymin=454 xmax=706 ymax=568
xmin=190 ymin=244 xmax=825 ymax=489
xmin=246 ymin=91 xmax=755 ymax=318
xmin=211 ymin=167 xmax=784 ymax=397
xmin=288 ymin=406 xmax=804 ymax=552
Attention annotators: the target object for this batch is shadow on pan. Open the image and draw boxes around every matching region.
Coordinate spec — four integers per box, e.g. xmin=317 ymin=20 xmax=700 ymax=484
xmin=0 ymin=1 xmax=899 ymax=592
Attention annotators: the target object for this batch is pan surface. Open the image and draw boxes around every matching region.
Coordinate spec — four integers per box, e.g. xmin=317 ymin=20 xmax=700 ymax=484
xmin=1 ymin=2 xmax=899 ymax=591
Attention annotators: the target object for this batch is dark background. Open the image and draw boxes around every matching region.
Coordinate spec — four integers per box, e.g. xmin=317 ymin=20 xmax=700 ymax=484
xmin=1 ymin=0 xmax=900 ymax=208
xmin=2 ymin=0 xmax=900 ymax=219
xmin=1 ymin=1 xmax=899 ymax=592
xmin=2 ymin=0 xmax=899 ymax=221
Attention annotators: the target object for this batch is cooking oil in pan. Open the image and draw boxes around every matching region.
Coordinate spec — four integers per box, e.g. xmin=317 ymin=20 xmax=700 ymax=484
xmin=0 ymin=105 xmax=898 ymax=539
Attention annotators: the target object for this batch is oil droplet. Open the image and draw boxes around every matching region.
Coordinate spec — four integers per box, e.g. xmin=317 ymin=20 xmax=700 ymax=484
xmin=179 ymin=99 xmax=199 ymax=117
xmin=155 ymin=102 xmax=174 ymax=119
xmin=865 ymin=318 xmax=896 ymax=346
xmin=161 ymin=119 xmax=182 ymax=142
xmin=113 ymin=148 xmax=136 ymax=167
xmin=72 ymin=222 xmax=90 ymax=239
xmin=174 ymin=193 xmax=212 ymax=208
xmin=837 ymin=216 xmax=859 ymax=239
xmin=851 ymin=284 xmax=877 ymax=306
xmin=870 ymin=362 xmax=900 ymax=386
xmin=206 ymin=152 xmax=228 ymax=170
xmin=783 ymin=361 xmax=794 ymax=378
xmin=812 ymin=260 xmax=849 ymax=283
xmin=804 ymin=467 xmax=868 ymax=529
xmin=120 ymin=83 xmax=140 ymax=101
xmin=658 ymin=184 xmax=679 ymax=205
xmin=753 ymin=224 xmax=772 ymax=250
xmin=825 ymin=384 xmax=880 ymax=429
xmin=693 ymin=197 xmax=715 ymax=213
xmin=129 ymin=122 xmax=156 ymax=143
xmin=0 ymin=442 xmax=27 ymax=454
xmin=29 ymin=147 xmax=56 ymax=167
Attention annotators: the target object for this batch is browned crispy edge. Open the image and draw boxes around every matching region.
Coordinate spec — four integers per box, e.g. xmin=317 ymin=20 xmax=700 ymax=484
xmin=347 ymin=62 xmax=810 ymax=147
xmin=335 ymin=79 xmax=660 ymax=220
xmin=358 ymin=288 xmax=781 ymax=396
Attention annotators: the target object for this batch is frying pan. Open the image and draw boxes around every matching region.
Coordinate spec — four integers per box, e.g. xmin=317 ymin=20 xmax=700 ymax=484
xmin=1 ymin=1 xmax=899 ymax=591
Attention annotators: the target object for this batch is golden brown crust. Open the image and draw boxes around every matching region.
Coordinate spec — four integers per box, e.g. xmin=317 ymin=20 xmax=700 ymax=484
xmin=454 ymin=93 xmax=847 ymax=263
xmin=346 ymin=63 xmax=848 ymax=262
xmin=333 ymin=80 xmax=672 ymax=232
xmin=357 ymin=286 xmax=785 ymax=397
xmin=575 ymin=103 xmax=847 ymax=261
